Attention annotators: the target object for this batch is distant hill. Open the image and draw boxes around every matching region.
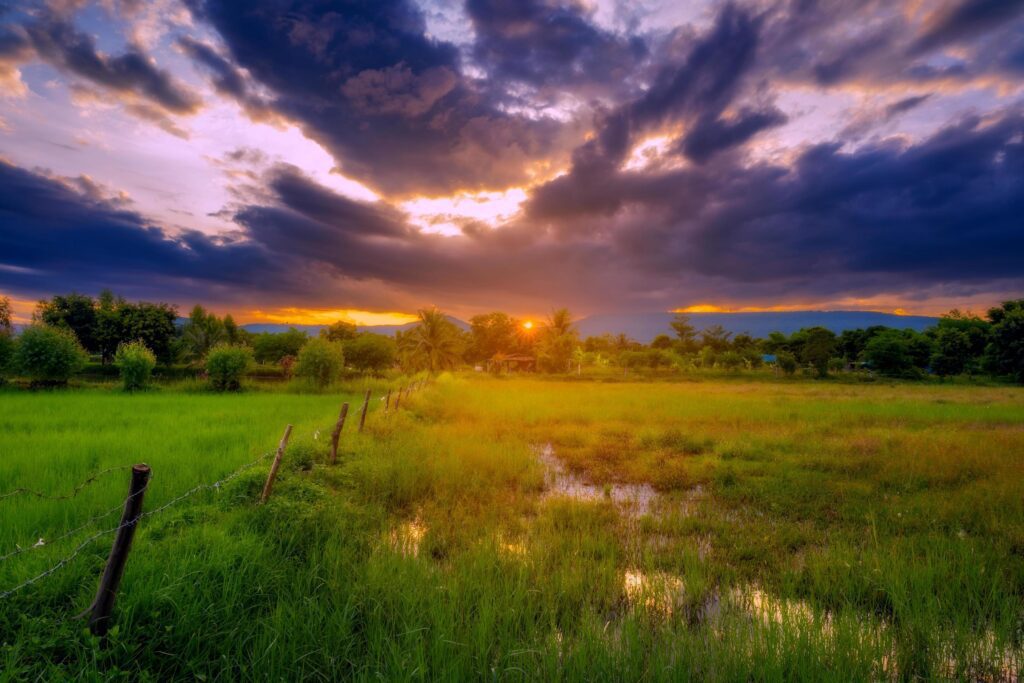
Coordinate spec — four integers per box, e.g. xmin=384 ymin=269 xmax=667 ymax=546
xmin=575 ymin=311 xmax=939 ymax=343
xmin=230 ymin=311 xmax=937 ymax=341
xmin=239 ymin=316 xmax=470 ymax=337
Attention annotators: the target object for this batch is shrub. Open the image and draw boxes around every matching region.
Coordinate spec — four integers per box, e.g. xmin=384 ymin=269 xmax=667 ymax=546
xmin=115 ymin=340 xmax=156 ymax=391
xmin=206 ymin=344 xmax=253 ymax=391
xmin=718 ymin=351 xmax=744 ymax=371
xmin=776 ymin=352 xmax=798 ymax=375
xmin=14 ymin=325 xmax=88 ymax=386
xmin=295 ymin=338 xmax=344 ymax=388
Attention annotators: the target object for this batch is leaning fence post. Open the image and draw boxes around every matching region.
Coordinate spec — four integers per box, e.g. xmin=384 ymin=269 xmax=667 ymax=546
xmin=384 ymin=389 xmax=392 ymax=416
xmin=394 ymin=387 xmax=402 ymax=411
xmin=358 ymin=389 xmax=371 ymax=433
xmin=86 ymin=463 xmax=151 ymax=637
xmin=330 ymin=404 xmax=349 ymax=465
xmin=260 ymin=425 xmax=292 ymax=503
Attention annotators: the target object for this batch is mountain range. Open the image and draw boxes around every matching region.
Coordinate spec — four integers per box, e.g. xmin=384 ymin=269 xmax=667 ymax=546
xmin=239 ymin=311 xmax=938 ymax=343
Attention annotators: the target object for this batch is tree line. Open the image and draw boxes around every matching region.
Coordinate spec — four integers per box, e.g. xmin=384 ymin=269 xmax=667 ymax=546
xmin=1 ymin=292 xmax=1022 ymax=388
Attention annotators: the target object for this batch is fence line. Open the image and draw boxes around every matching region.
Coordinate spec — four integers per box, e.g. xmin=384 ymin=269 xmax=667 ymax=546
xmin=0 ymin=465 xmax=136 ymax=503
xmin=0 ymin=377 xmax=432 ymax=603
xmin=0 ymin=450 xmax=274 ymax=600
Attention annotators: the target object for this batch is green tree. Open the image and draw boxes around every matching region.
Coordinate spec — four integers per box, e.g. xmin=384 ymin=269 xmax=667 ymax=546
xmin=320 ymin=320 xmax=358 ymax=343
xmin=699 ymin=324 xmax=732 ymax=352
xmin=399 ymin=308 xmax=464 ymax=373
xmin=252 ymin=329 xmax=308 ymax=364
xmin=295 ymin=337 xmax=345 ymax=388
xmin=14 ymin=325 xmax=88 ymax=386
xmin=984 ymin=300 xmax=1024 ymax=383
xmin=343 ymin=333 xmax=397 ymax=374
xmin=864 ymin=329 xmax=916 ymax=377
xmin=36 ymin=293 xmax=97 ymax=352
xmin=205 ymin=344 xmax=253 ymax=391
xmin=115 ymin=340 xmax=157 ymax=391
xmin=931 ymin=327 xmax=972 ymax=377
xmin=650 ymin=334 xmax=674 ymax=350
xmin=94 ymin=290 xmax=126 ymax=363
xmin=468 ymin=312 xmax=521 ymax=362
xmin=120 ymin=301 xmax=178 ymax=364
xmin=0 ymin=296 xmax=13 ymax=334
xmin=537 ymin=308 xmax=578 ymax=373
xmin=776 ymin=351 xmax=797 ymax=375
xmin=796 ymin=326 xmax=837 ymax=378
xmin=182 ymin=305 xmax=226 ymax=361
xmin=670 ymin=314 xmax=698 ymax=352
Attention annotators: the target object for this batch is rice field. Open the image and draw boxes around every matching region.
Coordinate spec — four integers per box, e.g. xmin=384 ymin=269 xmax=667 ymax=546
xmin=1 ymin=376 xmax=1022 ymax=680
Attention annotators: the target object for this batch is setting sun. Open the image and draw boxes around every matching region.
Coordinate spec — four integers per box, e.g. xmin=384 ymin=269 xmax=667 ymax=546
xmin=522 ymin=321 xmax=534 ymax=330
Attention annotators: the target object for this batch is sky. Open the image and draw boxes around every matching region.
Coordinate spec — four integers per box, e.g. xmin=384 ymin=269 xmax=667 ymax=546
xmin=1 ymin=0 xmax=1022 ymax=325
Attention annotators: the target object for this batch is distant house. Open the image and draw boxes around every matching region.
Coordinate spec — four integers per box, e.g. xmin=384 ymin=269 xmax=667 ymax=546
xmin=486 ymin=354 xmax=536 ymax=373
xmin=762 ymin=354 xmax=777 ymax=364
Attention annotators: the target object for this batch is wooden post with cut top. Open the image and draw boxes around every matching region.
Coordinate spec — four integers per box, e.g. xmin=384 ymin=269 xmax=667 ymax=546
xmin=260 ymin=424 xmax=292 ymax=503
xmin=329 ymin=404 xmax=348 ymax=465
xmin=86 ymin=463 xmax=151 ymax=637
xmin=358 ymin=390 xmax=371 ymax=432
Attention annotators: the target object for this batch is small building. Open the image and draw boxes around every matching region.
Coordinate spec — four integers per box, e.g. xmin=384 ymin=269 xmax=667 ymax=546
xmin=485 ymin=354 xmax=536 ymax=373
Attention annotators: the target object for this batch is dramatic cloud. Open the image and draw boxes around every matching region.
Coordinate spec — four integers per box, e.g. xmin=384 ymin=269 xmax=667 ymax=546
xmin=1 ymin=0 xmax=1022 ymax=315
xmin=23 ymin=13 xmax=201 ymax=114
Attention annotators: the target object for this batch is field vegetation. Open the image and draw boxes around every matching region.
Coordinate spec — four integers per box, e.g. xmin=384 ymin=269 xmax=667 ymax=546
xmin=1 ymin=376 xmax=1021 ymax=680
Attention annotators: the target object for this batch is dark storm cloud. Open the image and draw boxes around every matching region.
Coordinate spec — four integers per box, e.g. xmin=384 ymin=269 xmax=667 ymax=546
xmin=679 ymin=106 xmax=787 ymax=163
xmin=183 ymin=0 xmax=563 ymax=196
xmin=910 ymin=0 xmax=1024 ymax=55
xmin=23 ymin=14 xmax=201 ymax=114
xmin=527 ymin=111 xmax=1024 ymax=299
xmin=0 ymin=160 xmax=287 ymax=299
xmin=465 ymin=0 xmax=646 ymax=97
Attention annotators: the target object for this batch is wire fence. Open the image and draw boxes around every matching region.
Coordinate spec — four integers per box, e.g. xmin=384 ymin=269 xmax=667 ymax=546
xmin=0 ymin=378 xmax=428 ymax=607
xmin=0 ymin=465 xmax=135 ymax=502
xmin=0 ymin=450 xmax=276 ymax=600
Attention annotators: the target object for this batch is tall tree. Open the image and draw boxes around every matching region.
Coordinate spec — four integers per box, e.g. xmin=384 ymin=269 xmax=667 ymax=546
xmin=181 ymin=305 xmax=226 ymax=361
xmin=537 ymin=308 xmax=578 ymax=373
xmin=670 ymin=314 xmax=697 ymax=352
xmin=700 ymin=324 xmax=732 ymax=352
xmin=320 ymin=320 xmax=358 ymax=343
xmin=36 ymin=293 xmax=97 ymax=352
xmin=468 ymin=312 xmax=521 ymax=361
xmin=985 ymin=300 xmax=1024 ymax=383
xmin=399 ymin=307 xmax=463 ymax=373
xmin=0 ymin=296 xmax=12 ymax=335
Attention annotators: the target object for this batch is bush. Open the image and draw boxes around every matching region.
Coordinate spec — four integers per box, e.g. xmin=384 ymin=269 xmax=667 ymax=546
xmin=206 ymin=344 xmax=253 ymax=391
xmin=718 ymin=351 xmax=744 ymax=371
xmin=14 ymin=325 xmax=88 ymax=386
xmin=115 ymin=340 xmax=157 ymax=391
xmin=776 ymin=352 xmax=798 ymax=375
xmin=295 ymin=338 xmax=344 ymax=388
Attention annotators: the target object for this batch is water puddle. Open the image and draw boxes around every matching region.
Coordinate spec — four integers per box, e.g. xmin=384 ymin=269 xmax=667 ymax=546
xmin=536 ymin=443 xmax=657 ymax=517
xmin=622 ymin=569 xmax=686 ymax=616
xmin=389 ymin=516 xmax=427 ymax=557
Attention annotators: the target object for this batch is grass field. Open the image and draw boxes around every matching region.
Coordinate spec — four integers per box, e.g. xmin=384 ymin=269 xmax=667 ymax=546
xmin=1 ymin=377 xmax=1022 ymax=680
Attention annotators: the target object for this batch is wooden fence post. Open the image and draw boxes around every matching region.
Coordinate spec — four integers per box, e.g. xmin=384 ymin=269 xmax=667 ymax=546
xmin=329 ymin=404 xmax=349 ymax=465
xmin=260 ymin=424 xmax=292 ymax=503
xmin=86 ymin=463 xmax=151 ymax=637
xmin=384 ymin=389 xmax=392 ymax=416
xmin=358 ymin=389 xmax=371 ymax=432
xmin=394 ymin=388 xmax=402 ymax=411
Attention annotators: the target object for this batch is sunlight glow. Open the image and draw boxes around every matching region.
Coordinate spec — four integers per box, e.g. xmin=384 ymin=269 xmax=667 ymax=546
xmin=522 ymin=320 xmax=534 ymax=330
xmin=243 ymin=307 xmax=418 ymax=327
xmin=401 ymin=187 xmax=528 ymax=235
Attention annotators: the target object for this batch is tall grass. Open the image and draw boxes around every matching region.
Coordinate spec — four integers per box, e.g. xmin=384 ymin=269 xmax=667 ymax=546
xmin=0 ymin=376 xmax=1021 ymax=680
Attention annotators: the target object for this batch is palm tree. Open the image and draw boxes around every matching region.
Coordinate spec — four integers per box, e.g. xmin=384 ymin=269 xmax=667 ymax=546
xmin=538 ymin=308 xmax=578 ymax=373
xmin=400 ymin=307 xmax=463 ymax=373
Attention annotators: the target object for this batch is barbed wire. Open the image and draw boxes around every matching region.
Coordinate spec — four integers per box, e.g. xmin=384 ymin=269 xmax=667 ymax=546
xmin=0 ymin=450 xmax=275 ymax=601
xmin=0 ymin=496 xmax=130 ymax=565
xmin=0 ymin=465 xmax=136 ymax=503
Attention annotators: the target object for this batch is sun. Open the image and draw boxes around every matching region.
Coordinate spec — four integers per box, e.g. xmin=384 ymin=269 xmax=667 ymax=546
xmin=522 ymin=321 xmax=534 ymax=330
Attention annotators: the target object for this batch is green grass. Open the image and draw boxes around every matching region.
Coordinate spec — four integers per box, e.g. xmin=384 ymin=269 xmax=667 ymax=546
xmin=1 ymin=376 xmax=1022 ymax=680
